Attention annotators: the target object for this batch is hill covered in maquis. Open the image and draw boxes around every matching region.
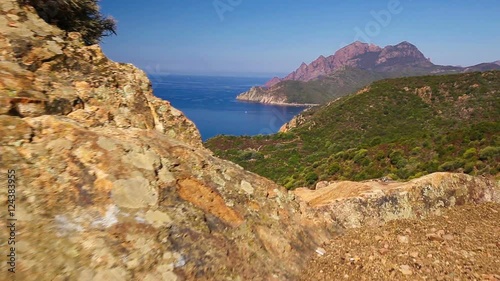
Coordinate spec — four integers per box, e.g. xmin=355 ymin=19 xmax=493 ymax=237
xmin=206 ymin=71 xmax=500 ymax=189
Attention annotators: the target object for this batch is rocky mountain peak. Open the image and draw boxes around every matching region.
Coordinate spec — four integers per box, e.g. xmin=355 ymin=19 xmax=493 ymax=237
xmin=333 ymin=41 xmax=382 ymax=58
xmin=329 ymin=41 xmax=382 ymax=68
xmin=263 ymin=76 xmax=282 ymax=88
xmin=262 ymin=41 xmax=432 ymax=88
xmin=376 ymin=41 xmax=431 ymax=67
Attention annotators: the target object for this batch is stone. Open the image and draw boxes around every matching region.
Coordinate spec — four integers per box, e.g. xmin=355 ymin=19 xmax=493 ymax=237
xmin=144 ymin=210 xmax=172 ymax=228
xmin=241 ymin=180 xmax=254 ymax=195
xmin=399 ymin=264 xmax=413 ymax=275
xmin=397 ymin=235 xmax=409 ymax=244
xmin=315 ymin=181 xmax=330 ymax=190
xmin=111 ymin=177 xmax=157 ymax=209
xmin=315 ymin=247 xmax=326 ymax=256
xmin=92 ymin=268 xmax=128 ymax=281
xmin=426 ymin=233 xmax=444 ymax=242
xmin=443 ymin=234 xmax=454 ymax=241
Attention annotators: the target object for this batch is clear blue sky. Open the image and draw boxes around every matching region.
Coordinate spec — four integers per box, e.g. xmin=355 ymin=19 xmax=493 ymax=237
xmin=99 ymin=0 xmax=500 ymax=77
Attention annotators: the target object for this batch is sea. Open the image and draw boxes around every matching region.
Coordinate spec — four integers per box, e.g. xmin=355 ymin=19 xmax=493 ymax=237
xmin=150 ymin=74 xmax=307 ymax=141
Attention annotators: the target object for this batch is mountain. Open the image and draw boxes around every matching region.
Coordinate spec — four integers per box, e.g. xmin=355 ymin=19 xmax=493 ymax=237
xmin=208 ymin=71 xmax=500 ymax=189
xmin=237 ymin=42 xmax=499 ymax=105
xmin=462 ymin=62 xmax=500 ymax=72
xmin=268 ymin=41 xmax=431 ymax=86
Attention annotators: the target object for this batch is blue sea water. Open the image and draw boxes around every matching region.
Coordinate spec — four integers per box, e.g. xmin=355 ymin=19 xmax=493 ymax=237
xmin=150 ymin=75 xmax=306 ymax=141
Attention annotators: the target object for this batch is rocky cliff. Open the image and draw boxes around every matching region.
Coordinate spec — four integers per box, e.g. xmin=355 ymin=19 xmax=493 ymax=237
xmin=0 ymin=2 xmax=330 ymax=280
xmin=234 ymin=86 xmax=288 ymax=105
xmin=0 ymin=1 xmax=499 ymax=281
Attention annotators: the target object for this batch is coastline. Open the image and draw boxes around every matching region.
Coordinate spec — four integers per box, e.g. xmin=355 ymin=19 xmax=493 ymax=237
xmin=235 ymin=98 xmax=319 ymax=107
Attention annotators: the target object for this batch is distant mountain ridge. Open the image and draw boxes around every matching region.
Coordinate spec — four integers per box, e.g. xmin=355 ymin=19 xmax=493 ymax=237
xmin=237 ymin=41 xmax=500 ymax=105
xmin=265 ymin=41 xmax=431 ymax=87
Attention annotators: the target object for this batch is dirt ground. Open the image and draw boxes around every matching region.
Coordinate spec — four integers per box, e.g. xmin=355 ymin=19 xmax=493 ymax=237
xmin=300 ymin=203 xmax=500 ymax=281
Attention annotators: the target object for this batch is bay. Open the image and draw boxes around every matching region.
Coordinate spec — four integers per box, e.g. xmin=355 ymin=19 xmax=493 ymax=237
xmin=150 ymin=74 xmax=306 ymax=141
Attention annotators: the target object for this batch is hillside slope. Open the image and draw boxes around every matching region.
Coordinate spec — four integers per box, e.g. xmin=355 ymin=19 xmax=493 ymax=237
xmin=238 ymin=67 xmax=388 ymax=105
xmin=208 ymin=71 xmax=500 ymax=189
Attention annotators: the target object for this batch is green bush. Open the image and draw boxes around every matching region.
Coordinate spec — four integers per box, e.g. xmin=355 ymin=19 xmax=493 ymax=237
xmin=478 ymin=146 xmax=500 ymax=160
xmin=462 ymin=148 xmax=477 ymax=159
xmin=463 ymin=162 xmax=475 ymax=174
xmin=438 ymin=160 xmax=464 ymax=172
xmin=389 ymin=150 xmax=404 ymax=165
xmin=370 ymin=137 xmax=382 ymax=146
xmin=353 ymin=149 xmax=368 ymax=163
xmin=327 ymin=163 xmax=341 ymax=175
xmin=411 ymin=147 xmax=422 ymax=155
xmin=21 ymin=0 xmax=116 ymax=45
xmin=305 ymin=172 xmax=319 ymax=185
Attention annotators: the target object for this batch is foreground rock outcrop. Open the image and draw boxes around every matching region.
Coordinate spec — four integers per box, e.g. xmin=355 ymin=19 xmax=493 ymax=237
xmin=0 ymin=1 xmax=498 ymax=281
xmin=0 ymin=2 xmax=328 ymax=280
xmin=294 ymin=173 xmax=499 ymax=229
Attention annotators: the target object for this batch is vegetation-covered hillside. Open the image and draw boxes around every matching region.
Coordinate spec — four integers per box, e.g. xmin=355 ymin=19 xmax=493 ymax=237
xmin=207 ymin=71 xmax=500 ymax=189
xmin=269 ymin=67 xmax=387 ymax=104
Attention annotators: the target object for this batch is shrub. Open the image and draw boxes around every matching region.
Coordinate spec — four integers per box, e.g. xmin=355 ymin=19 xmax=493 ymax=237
xmin=327 ymin=163 xmax=341 ymax=175
xmin=438 ymin=160 xmax=464 ymax=172
xmin=463 ymin=162 xmax=475 ymax=174
xmin=375 ymin=150 xmax=386 ymax=161
xmin=305 ymin=172 xmax=319 ymax=185
xmin=353 ymin=149 xmax=368 ymax=163
xmin=462 ymin=148 xmax=477 ymax=159
xmin=411 ymin=147 xmax=422 ymax=155
xmin=370 ymin=137 xmax=382 ymax=146
xmin=395 ymin=158 xmax=408 ymax=169
xmin=389 ymin=150 xmax=404 ymax=165
xmin=478 ymin=146 xmax=500 ymax=160
xmin=21 ymin=0 xmax=116 ymax=45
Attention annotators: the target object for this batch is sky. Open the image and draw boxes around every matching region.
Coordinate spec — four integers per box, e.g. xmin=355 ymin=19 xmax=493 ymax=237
xmin=99 ymin=0 xmax=500 ymax=77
